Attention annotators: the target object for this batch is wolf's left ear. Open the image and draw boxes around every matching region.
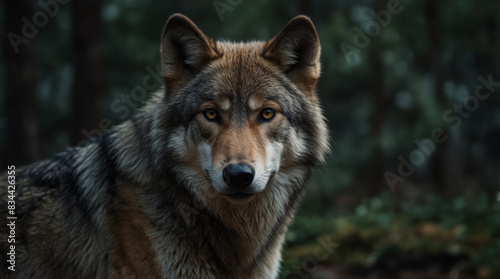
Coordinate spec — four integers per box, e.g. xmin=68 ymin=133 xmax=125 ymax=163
xmin=161 ymin=14 xmax=220 ymax=95
xmin=263 ymin=16 xmax=321 ymax=96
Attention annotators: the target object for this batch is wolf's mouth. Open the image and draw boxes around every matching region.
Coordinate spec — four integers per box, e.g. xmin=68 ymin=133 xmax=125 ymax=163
xmin=226 ymin=192 xmax=253 ymax=199
xmin=223 ymin=192 xmax=256 ymax=203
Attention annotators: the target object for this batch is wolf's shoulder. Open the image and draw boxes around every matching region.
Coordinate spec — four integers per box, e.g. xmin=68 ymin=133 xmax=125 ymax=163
xmin=4 ymin=147 xmax=80 ymax=186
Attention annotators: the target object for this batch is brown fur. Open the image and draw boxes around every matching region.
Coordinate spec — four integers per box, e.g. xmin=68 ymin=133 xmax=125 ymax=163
xmin=108 ymin=186 xmax=162 ymax=278
xmin=0 ymin=14 xmax=329 ymax=279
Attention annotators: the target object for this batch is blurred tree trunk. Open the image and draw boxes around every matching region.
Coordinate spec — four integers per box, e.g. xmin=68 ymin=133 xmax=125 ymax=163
xmin=70 ymin=0 xmax=103 ymax=145
xmin=368 ymin=0 xmax=386 ymax=196
xmin=174 ymin=0 xmax=185 ymax=14
xmin=3 ymin=0 xmax=41 ymax=165
xmin=425 ymin=0 xmax=453 ymax=195
xmin=298 ymin=0 xmax=313 ymax=18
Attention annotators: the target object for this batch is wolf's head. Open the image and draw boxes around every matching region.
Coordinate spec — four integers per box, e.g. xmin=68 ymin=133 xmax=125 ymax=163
xmin=153 ymin=14 xmax=329 ymax=205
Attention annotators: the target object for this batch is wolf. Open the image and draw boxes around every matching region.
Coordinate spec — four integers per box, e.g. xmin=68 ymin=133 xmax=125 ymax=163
xmin=0 ymin=14 xmax=329 ymax=279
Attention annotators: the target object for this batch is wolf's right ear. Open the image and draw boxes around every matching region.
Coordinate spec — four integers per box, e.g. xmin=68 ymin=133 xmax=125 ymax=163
xmin=161 ymin=14 xmax=220 ymax=94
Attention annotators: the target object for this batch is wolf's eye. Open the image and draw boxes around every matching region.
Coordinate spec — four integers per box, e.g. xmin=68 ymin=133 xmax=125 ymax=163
xmin=259 ymin=108 xmax=276 ymax=122
xmin=204 ymin=109 xmax=219 ymax=121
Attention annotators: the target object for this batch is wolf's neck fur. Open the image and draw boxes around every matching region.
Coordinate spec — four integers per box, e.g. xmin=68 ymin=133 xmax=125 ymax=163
xmin=106 ymin=109 xmax=308 ymax=277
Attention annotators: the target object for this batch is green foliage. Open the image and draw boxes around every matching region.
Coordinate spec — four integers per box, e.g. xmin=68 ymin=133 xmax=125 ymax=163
xmin=283 ymin=194 xmax=500 ymax=277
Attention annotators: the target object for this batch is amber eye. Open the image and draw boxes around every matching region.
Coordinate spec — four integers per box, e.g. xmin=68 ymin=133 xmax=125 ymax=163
xmin=204 ymin=109 xmax=219 ymax=121
xmin=260 ymin=108 xmax=275 ymax=121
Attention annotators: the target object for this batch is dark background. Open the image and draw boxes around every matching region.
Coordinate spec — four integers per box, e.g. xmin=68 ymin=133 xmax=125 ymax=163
xmin=1 ymin=0 xmax=499 ymax=278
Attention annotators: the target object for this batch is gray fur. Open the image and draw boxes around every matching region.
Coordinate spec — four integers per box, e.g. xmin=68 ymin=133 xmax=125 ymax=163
xmin=0 ymin=14 xmax=329 ymax=279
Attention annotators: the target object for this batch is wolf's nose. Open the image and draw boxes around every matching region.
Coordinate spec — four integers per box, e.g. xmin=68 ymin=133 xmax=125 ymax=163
xmin=223 ymin=163 xmax=255 ymax=189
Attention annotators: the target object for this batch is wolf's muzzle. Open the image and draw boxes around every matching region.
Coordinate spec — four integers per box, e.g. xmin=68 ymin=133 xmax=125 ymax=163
xmin=222 ymin=163 xmax=255 ymax=189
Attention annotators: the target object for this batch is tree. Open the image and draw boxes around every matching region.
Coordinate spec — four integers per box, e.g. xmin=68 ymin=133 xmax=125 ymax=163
xmin=3 ymin=0 xmax=41 ymax=165
xmin=368 ymin=0 xmax=387 ymax=195
xmin=425 ymin=0 xmax=453 ymax=195
xmin=70 ymin=0 xmax=103 ymax=145
xmin=298 ymin=0 xmax=314 ymax=19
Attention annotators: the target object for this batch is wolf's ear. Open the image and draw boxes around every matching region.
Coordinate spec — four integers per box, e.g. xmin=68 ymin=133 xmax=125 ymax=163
xmin=263 ymin=16 xmax=321 ymax=96
xmin=161 ymin=14 xmax=220 ymax=94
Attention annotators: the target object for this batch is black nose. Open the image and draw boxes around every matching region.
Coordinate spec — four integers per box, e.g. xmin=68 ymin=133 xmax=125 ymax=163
xmin=222 ymin=163 xmax=255 ymax=189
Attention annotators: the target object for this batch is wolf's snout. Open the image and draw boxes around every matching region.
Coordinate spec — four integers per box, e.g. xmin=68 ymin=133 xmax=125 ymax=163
xmin=222 ymin=163 xmax=255 ymax=188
